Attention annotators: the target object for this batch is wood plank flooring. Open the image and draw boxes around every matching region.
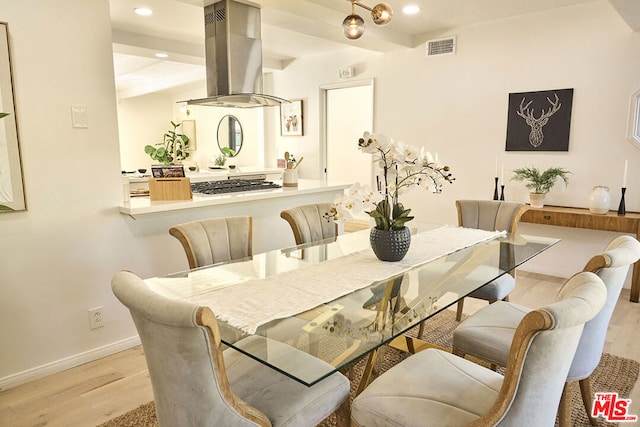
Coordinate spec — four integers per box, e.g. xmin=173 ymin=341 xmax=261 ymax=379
xmin=1 ymin=270 xmax=639 ymax=426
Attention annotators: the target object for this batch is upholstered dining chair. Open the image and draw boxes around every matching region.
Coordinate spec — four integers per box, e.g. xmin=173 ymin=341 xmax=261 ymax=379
xmin=454 ymin=200 xmax=528 ymax=320
xmin=112 ymin=270 xmax=350 ymax=427
xmin=351 ymin=271 xmax=607 ymax=427
xmin=452 ymin=235 xmax=640 ymax=426
xmin=169 ymin=216 xmax=252 ymax=269
xmin=280 ymin=203 xmax=338 ymax=245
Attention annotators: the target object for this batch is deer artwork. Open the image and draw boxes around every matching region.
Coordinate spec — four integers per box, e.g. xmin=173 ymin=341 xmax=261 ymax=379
xmin=516 ymin=93 xmax=562 ymax=148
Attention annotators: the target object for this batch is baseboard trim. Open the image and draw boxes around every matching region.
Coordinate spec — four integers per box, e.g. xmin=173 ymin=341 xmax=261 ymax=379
xmin=0 ymin=336 xmax=141 ymax=392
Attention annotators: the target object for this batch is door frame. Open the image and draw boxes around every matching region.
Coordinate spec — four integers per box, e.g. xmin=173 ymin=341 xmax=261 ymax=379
xmin=318 ymin=78 xmax=375 ymax=179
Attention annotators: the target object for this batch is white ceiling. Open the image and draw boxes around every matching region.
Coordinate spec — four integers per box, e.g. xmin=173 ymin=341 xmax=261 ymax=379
xmin=110 ymin=0 xmax=636 ymax=99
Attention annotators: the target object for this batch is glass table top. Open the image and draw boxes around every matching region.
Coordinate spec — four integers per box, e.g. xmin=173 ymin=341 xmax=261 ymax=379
xmin=144 ymin=223 xmax=558 ymax=386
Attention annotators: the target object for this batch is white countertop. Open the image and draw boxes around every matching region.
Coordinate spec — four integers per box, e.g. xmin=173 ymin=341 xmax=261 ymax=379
xmin=119 ymin=179 xmax=350 ymax=219
xmin=124 ymin=167 xmax=283 ymax=183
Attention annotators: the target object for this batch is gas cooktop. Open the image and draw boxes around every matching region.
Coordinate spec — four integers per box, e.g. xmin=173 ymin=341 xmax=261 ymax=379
xmin=191 ymin=179 xmax=281 ymax=195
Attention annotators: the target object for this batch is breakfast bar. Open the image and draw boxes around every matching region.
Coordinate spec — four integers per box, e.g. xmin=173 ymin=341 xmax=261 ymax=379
xmin=118 ymin=177 xmax=351 ymax=254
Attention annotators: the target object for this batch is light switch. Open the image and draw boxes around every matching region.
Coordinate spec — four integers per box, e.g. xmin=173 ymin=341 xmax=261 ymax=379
xmin=71 ymin=105 xmax=88 ymax=129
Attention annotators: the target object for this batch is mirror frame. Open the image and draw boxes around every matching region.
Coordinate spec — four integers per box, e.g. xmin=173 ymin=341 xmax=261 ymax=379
xmin=628 ymin=88 xmax=640 ymax=150
xmin=216 ymin=115 xmax=243 ymax=157
xmin=0 ymin=22 xmax=25 ymax=213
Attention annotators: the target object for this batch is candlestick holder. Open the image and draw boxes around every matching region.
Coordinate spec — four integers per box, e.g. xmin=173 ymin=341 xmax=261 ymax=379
xmin=500 ymin=185 xmax=505 ymax=201
xmin=617 ymin=187 xmax=627 ymax=216
xmin=493 ymin=177 xmax=499 ymax=200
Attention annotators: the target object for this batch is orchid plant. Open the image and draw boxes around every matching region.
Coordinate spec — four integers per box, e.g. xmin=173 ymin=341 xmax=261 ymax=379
xmin=326 ymin=132 xmax=454 ymax=231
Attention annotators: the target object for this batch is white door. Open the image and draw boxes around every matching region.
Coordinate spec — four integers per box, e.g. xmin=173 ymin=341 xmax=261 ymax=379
xmin=323 ymin=81 xmax=374 ymax=187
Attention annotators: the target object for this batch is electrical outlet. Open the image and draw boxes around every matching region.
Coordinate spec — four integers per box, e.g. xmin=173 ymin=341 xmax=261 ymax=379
xmin=88 ymin=307 xmax=104 ymax=330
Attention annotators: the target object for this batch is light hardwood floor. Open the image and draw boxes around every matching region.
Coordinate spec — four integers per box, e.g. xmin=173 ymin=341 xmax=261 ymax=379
xmin=1 ymin=270 xmax=639 ymax=426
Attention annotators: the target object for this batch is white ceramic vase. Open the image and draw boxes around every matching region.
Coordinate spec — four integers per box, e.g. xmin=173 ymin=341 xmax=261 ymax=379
xmin=589 ymin=186 xmax=611 ymax=214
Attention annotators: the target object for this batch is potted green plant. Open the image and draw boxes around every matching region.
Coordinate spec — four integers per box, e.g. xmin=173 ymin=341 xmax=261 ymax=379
xmin=511 ymin=166 xmax=571 ymax=208
xmin=213 ymin=147 xmax=236 ymax=167
xmin=144 ymin=121 xmax=190 ymax=165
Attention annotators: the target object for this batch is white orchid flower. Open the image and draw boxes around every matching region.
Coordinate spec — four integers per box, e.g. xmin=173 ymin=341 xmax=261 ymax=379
xmin=326 ymin=132 xmax=453 ymax=230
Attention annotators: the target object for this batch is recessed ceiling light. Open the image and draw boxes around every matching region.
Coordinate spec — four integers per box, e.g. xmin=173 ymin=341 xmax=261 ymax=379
xmin=402 ymin=5 xmax=420 ymax=15
xmin=155 ymin=53 xmax=169 ymax=58
xmin=134 ymin=7 xmax=153 ymax=16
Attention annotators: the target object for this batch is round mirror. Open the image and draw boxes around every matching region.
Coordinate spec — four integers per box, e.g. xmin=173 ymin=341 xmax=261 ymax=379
xmin=217 ymin=115 xmax=243 ymax=156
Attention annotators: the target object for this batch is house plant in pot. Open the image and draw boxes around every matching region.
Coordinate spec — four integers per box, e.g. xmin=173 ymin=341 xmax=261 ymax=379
xmin=511 ymin=166 xmax=570 ymax=208
xmin=144 ymin=121 xmax=191 ymax=165
xmin=325 ymin=132 xmax=455 ymax=261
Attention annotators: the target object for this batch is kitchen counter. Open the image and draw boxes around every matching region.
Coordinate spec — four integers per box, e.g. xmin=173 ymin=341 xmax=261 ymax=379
xmin=119 ymin=179 xmax=350 ymax=220
xmin=124 ymin=166 xmax=283 ymax=183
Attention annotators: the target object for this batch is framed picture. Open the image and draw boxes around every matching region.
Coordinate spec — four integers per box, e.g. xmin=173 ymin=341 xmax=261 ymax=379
xmin=281 ymin=99 xmax=303 ymax=136
xmin=505 ymin=88 xmax=574 ymax=152
xmin=0 ymin=22 xmax=26 ymax=213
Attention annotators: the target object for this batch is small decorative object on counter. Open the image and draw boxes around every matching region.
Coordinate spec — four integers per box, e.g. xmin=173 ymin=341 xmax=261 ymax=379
xmin=282 ymin=169 xmax=298 ymax=187
xmin=282 ymin=151 xmax=300 ymax=187
xmin=588 ymin=186 xmax=611 ymax=214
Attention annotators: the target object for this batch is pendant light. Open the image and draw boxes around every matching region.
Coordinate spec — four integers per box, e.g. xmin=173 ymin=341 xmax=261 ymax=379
xmin=342 ymin=1 xmax=365 ymax=40
xmin=342 ymin=1 xmax=393 ymax=40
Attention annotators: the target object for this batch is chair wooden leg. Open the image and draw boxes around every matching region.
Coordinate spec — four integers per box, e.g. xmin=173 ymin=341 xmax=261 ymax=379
xmin=456 ymin=299 xmax=465 ymax=321
xmin=452 ymin=347 xmax=465 ymax=358
xmin=579 ymin=377 xmax=598 ymax=426
xmin=558 ymin=381 xmax=574 ymax=427
xmin=417 ymin=321 xmax=425 ymax=339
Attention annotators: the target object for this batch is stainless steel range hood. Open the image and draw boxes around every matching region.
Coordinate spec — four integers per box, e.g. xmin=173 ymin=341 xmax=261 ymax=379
xmin=185 ymin=0 xmax=289 ymax=108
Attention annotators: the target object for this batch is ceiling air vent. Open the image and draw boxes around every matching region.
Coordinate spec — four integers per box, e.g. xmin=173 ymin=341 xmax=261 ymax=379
xmin=426 ymin=36 xmax=456 ymax=57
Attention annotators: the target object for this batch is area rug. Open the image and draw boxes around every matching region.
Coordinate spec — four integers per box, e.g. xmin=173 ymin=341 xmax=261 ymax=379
xmin=97 ymin=310 xmax=638 ymax=427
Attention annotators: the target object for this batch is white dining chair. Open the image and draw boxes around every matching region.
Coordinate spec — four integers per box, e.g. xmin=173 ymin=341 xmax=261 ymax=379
xmin=452 ymin=235 xmax=640 ymax=426
xmin=280 ymin=203 xmax=338 ymax=245
xmin=111 ymin=270 xmax=350 ymax=427
xmin=453 ymin=200 xmax=528 ymax=320
xmin=169 ymin=216 xmax=252 ymax=268
xmin=351 ymin=271 xmax=607 ymax=427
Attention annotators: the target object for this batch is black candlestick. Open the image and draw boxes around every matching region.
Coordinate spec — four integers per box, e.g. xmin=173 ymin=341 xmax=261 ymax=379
xmin=493 ymin=177 xmax=499 ymax=200
xmin=500 ymin=185 xmax=505 ymax=201
xmin=617 ymin=187 xmax=627 ymax=216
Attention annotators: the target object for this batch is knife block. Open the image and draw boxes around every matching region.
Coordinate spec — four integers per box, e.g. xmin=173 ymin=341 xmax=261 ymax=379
xmin=148 ymin=178 xmax=192 ymax=201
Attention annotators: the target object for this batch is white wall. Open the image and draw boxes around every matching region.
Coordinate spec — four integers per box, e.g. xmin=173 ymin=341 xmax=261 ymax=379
xmin=2 ymin=0 xmax=639 ymax=390
xmin=117 ymin=93 xmax=174 ymax=171
xmin=0 ymin=0 xmax=141 ymax=386
xmin=269 ymin=0 xmax=640 ymax=278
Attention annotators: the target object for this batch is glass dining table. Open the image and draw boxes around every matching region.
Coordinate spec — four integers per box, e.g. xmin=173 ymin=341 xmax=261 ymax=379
xmin=144 ymin=222 xmax=558 ymax=392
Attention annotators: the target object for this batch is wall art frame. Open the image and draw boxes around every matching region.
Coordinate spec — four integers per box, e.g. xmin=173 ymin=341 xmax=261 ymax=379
xmin=280 ymin=99 xmax=303 ymax=136
xmin=0 ymin=22 xmax=25 ymax=213
xmin=505 ymin=88 xmax=574 ymax=152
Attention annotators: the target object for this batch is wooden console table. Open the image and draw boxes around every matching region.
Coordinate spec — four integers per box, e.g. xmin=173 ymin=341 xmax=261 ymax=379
xmin=520 ymin=205 xmax=640 ymax=302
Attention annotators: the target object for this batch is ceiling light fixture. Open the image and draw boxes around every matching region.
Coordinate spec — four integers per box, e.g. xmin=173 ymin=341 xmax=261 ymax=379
xmin=342 ymin=1 xmax=393 ymax=40
xmin=155 ymin=53 xmax=168 ymax=58
xmin=134 ymin=7 xmax=153 ymax=16
xmin=402 ymin=5 xmax=420 ymax=15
